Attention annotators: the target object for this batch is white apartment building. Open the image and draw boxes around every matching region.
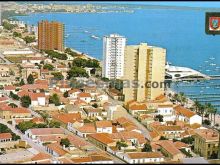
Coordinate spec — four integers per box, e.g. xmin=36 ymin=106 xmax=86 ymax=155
xmin=102 ymin=34 xmax=126 ymax=79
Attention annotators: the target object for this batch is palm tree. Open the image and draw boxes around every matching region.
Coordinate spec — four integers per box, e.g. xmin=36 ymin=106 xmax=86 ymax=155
xmin=213 ymin=107 xmax=217 ymax=125
xmin=193 ymin=100 xmax=201 ymax=113
xmin=198 ymin=104 xmax=205 ymax=122
xmin=205 ymin=103 xmax=215 ymax=124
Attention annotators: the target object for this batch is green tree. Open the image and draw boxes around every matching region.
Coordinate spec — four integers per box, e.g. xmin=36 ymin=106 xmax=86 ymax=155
xmin=155 ymin=114 xmax=163 ymax=122
xmin=8 ymin=103 xmax=18 ymax=108
xmin=60 ymin=138 xmax=70 ymax=147
xmin=23 ymin=36 xmax=36 ymax=44
xmin=49 ymin=94 xmax=60 ymax=106
xmin=16 ymin=121 xmax=34 ymax=133
xmin=63 ymin=91 xmax=69 ymax=98
xmin=181 ymin=136 xmax=194 ymax=145
xmin=27 ymin=74 xmax=35 ymax=84
xmin=2 ymin=21 xmax=15 ymax=30
xmin=13 ymin=32 xmax=22 ymax=38
xmin=20 ymin=95 xmax=31 ymax=108
xmin=142 ymin=143 xmax=152 ymax=152
xmin=116 ymin=140 xmax=128 ymax=150
xmin=49 ymin=120 xmax=61 ymax=128
xmin=43 ymin=64 xmax=54 ymax=71
xmin=159 ymin=136 xmax=168 ymax=140
xmin=19 ymin=79 xmax=25 ymax=86
xmin=92 ymin=103 xmax=98 ymax=108
xmin=67 ymin=66 xmax=89 ymax=79
xmin=51 ymin=72 xmax=64 ymax=80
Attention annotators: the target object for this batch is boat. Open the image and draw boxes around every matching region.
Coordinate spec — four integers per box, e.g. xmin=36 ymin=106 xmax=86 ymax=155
xmin=205 ymin=61 xmax=209 ymax=63
xmin=209 ymin=57 xmax=215 ymax=60
xmin=84 ymin=30 xmax=89 ymax=33
xmin=65 ymin=34 xmax=70 ymax=38
xmin=210 ymin=63 xmax=216 ymax=66
xmin=206 ymin=69 xmax=211 ymax=72
xmin=90 ymin=35 xmax=100 ymax=40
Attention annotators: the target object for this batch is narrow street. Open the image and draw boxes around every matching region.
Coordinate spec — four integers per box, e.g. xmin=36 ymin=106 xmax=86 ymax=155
xmin=0 ymin=118 xmax=50 ymax=155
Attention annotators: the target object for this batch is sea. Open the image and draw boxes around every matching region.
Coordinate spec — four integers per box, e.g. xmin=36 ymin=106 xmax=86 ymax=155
xmin=14 ymin=3 xmax=220 ymax=113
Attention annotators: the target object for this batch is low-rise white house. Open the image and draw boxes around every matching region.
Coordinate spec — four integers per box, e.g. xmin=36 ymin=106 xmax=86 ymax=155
xmin=30 ymin=93 xmax=46 ymax=106
xmin=156 ymin=104 xmax=176 ymax=122
xmin=95 ymin=121 xmax=113 ymax=134
xmin=120 ymin=152 xmax=164 ymax=164
xmin=174 ymin=105 xmax=202 ymax=125
xmin=78 ymin=93 xmax=92 ymax=103
xmin=68 ymin=89 xmax=81 ymax=99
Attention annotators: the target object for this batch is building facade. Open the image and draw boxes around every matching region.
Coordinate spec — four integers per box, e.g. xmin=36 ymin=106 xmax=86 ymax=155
xmin=123 ymin=43 xmax=166 ymax=103
xmin=102 ymin=34 xmax=126 ymax=79
xmin=194 ymin=129 xmax=219 ymax=159
xmin=38 ymin=20 xmax=64 ymax=52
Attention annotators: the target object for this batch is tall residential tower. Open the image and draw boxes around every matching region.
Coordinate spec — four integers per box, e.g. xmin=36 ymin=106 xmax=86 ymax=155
xmin=123 ymin=43 xmax=166 ymax=103
xmin=102 ymin=34 xmax=126 ymax=79
xmin=38 ymin=20 xmax=64 ymax=52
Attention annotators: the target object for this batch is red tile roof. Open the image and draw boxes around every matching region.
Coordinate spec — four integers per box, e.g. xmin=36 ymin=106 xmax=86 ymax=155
xmin=129 ymin=104 xmax=147 ymax=110
xmin=127 ymin=152 xmax=164 ymax=159
xmin=53 ymin=113 xmax=82 ymax=124
xmin=31 ymin=152 xmax=51 ymax=161
xmin=88 ymin=133 xmax=115 ymax=145
xmin=78 ymin=93 xmax=91 ymax=98
xmin=174 ymin=105 xmax=195 ymax=118
xmin=46 ymin=143 xmax=67 ymax=156
xmin=95 ymin=121 xmax=112 ymax=128
xmin=4 ymin=85 xmax=16 ymax=90
xmin=29 ymin=128 xmax=65 ymax=135
xmin=0 ymin=133 xmax=12 ymax=140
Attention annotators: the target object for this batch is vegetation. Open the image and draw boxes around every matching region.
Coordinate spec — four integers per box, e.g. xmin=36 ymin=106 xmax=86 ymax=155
xmin=2 ymin=21 xmax=16 ymax=30
xmin=20 ymin=95 xmax=31 ymax=108
xmin=159 ymin=136 xmax=168 ymax=140
xmin=27 ymin=74 xmax=35 ymax=84
xmin=181 ymin=136 xmax=194 ymax=145
xmin=60 ymin=138 xmax=71 ymax=147
xmin=116 ymin=140 xmax=128 ymax=150
xmin=101 ymin=77 xmax=110 ymax=82
xmin=63 ymin=91 xmax=69 ymax=98
xmin=180 ymin=148 xmax=193 ymax=157
xmin=45 ymin=50 xmax=67 ymax=60
xmin=49 ymin=94 xmax=61 ymax=106
xmin=154 ymin=114 xmax=163 ymax=122
xmin=8 ymin=103 xmax=18 ymax=108
xmin=67 ymin=66 xmax=89 ymax=79
xmin=72 ymin=57 xmax=100 ymax=68
xmin=9 ymin=91 xmax=20 ymax=100
xmin=142 ymin=143 xmax=152 ymax=152
xmin=13 ymin=32 xmax=22 ymax=38
xmin=0 ymin=123 xmax=20 ymax=141
xmin=23 ymin=36 xmax=36 ymax=44
xmin=65 ymin=48 xmax=81 ymax=57
xmin=51 ymin=72 xmax=64 ymax=80
xmin=203 ymin=119 xmax=211 ymax=126
xmin=92 ymin=103 xmax=98 ymax=108
xmin=43 ymin=64 xmax=54 ymax=70
xmin=19 ymin=78 xmax=25 ymax=86
xmin=109 ymin=79 xmax=123 ymax=91
xmin=16 ymin=121 xmax=47 ymax=133
xmin=48 ymin=120 xmax=61 ymax=128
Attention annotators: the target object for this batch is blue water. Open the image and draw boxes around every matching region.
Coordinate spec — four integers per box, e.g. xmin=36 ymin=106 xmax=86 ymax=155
xmin=15 ymin=7 xmax=220 ymax=112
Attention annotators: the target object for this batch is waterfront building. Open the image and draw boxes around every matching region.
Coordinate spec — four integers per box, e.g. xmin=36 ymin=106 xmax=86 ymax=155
xmin=194 ymin=129 xmax=219 ymax=159
xmin=102 ymin=34 xmax=126 ymax=79
xmin=38 ymin=20 xmax=64 ymax=52
xmin=123 ymin=43 xmax=166 ymax=103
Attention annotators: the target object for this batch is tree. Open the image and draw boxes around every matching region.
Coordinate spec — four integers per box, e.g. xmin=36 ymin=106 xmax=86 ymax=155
xmin=16 ymin=121 xmax=34 ymax=133
xmin=27 ymin=74 xmax=34 ymax=84
xmin=2 ymin=21 xmax=15 ymax=30
xmin=155 ymin=114 xmax=163 ymax=122
xmin=181 ymin=136 xmax=194 ymax=144
xmin=49 ymin=94 xmax=61 ymax=106
xmin=9 ymin=91 xmax=20 ymax=100
xmin=49 ymin=120 xmax=61 ymax=128
xmin=51 ymin=72 xmax=64 ymax=80
xmin=19 ymin=79 xmax=25 ymax=86
xmin=67 ymin=66 xmax=89 ymax=79
xmin=23 ymin=36 xmax=36 ymax=44
xmin=63 ymin=91 xmax=69 ymax=98
xmin=43 ymin=64 xmax=54 ymax=71
xmin=13 ymin=32 xmax=22 ymax=38
xmin=92 ymin=103 xmax=98 ymax=108
xmin=60 ymin=138 xmax=70 ymax=147
xmin=116 ymin=140 xmax=128 ymax=150
xmin=20 ymin=95 xmax=31 ymax=108
xmin=203 ymin=119 xmax=211 ymax=126
xmin=142 ymin=143 xmax=152 ymax=152
xmin=159 ymin=136 xmax=168 ymax=140
xmin=8 ymin=103 xmax=18 ymax=108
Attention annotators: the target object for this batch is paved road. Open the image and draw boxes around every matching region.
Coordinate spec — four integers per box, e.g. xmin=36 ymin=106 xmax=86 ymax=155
xmin=0 ymin=118 xmax=50 ymax=155
xmin=0 ymin=52 xmax=11 ymax=64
